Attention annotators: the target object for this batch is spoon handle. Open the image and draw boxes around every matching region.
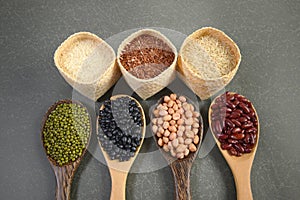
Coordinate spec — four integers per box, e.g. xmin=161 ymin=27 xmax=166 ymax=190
xmin=53 ymin=165 xmax=75 ymax=200
xmin=109 ymin=168 xmax=128 ymax=200
xmin=170 ymin=161 xmax=192 ymax=200
xmin=233 ymin=168 xmax=253 ymax=200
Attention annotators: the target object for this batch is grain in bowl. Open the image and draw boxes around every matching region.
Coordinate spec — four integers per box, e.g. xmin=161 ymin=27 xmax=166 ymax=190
xmin=54 ymin=32 xmax=120 ymax=101
xmin=178 ymin=27 xmax=241 ymax=100
xmin=117 ymin=29 xmax=177 ymax=100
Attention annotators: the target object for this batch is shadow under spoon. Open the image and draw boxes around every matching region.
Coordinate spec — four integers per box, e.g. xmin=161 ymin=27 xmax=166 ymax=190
xmin=208 ymin=92 xmax=260 ymax=200
xmin=41 ymin=99 xmax=92 ymax=200
xmin=97 ymin=95 xmax=146 ymax=200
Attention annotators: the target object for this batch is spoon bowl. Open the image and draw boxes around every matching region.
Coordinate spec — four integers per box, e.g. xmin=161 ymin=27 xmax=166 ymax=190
xmin=41 ymin=99 xmax=92 ymax=200
xmin=209 ymin=92 xmax=260 ymax=200
xmin=150 ymin=96 xmax=203 ymax=200
xmin=97 ymin=94 xmax=146 ymax=200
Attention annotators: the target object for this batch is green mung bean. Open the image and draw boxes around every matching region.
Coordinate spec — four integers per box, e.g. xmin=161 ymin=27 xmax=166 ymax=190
xmin=42 ymin=103 xmax=90 ymax=166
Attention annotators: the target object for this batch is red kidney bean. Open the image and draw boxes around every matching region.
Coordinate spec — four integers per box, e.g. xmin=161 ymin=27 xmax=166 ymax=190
xmin=234 ymin=94 xmax=241 ymax=98
xmin=230 ymin=133 xmax=245 ymax=140
xmin=234 ymin=143 xmax=245 ymax=153
xmin=249 ymin=109 xmax=255 ymax=117
xmin=226 ymin=92 xmax=234 ymax=99
xmin=232 ymin=127 xmax=242 ymax=134
xmin=216 ymin=98 xmax=226 ymax=107
xmin=212 ymin=124 xmax=218 ymax=135
xmin=220 ymin=107 xmax=227 ymax=113
xmin=234 ymin=109 xmax=243 ymax=114
xmin=214 ymin=120 xmax=222 ymax=133
xmin=220 ymin=112 xmax=227 ymax=118
xmin=231 ymin=119 xmax=241 ymax=127
xmin=211 ymin=92 xmax=258 ymax=156
xmin=249 ymin=133 xmax=255 ymax=145
xmin=238 ymin=117 xmax=248 ymax=123
xmin=226 ymin=107 xmax=232 ymax=113
xmin=251 ymin=116 xmax=257 ymax=122
xmin=253 ymin=132 xmax=257 ymax=140
xmin=238 ymin=96 xmax=250 ymax=104
xmin=227 ymin=95 xmax=235 ymax=101
xmin=244 ymin=133 xmax=251 ymax=143
xmin=233 ymin=111 xmax=242 ymax=116
xmin=219 ymin=139 xmax=226 ymax=143
xmin=246 ymin=127 xmax=257 ymax=134
xmin=229 ymin=112 xmax=240 ymax=119
xmin=224 ymin=128 xmax=232 ymax=135
xmin=229 ymin=147 xmax=238 ymax=156
xmin=242 ymin=113 xmax=251 ymax=120
xmin=233 ymin=100 xmax=240 ymax=106
xmin=242 ymin=122 xmax=253 ymax=129
xmin=212 ymin=109 xmax=219 ymax=116
xmin=217 ymin=134 xmax=228 ymax=140
xmin=221 ymin=119 xmax=225 ymax=128
xmin=246 ymin=101 xmax=252 ymax=108
xmin=228 ymin=139 xmax=239 ymax=144
xmin=226 ymin=101 xmax=236 ymax=109
xmin=211 ymin=115 xmax=218 ymax=121
xmin=244 ymin=147 xmax=252 ymax=153
xmin=221 ymin=143 xmax=232 ymax=150
xmin=225 ymin=119 xmax=235 ymax=128
xmin=211 ymin=103 xmax=219 ymax=110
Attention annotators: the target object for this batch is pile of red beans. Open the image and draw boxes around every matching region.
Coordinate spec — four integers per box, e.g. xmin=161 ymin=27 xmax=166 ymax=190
xmin=210 ymin=92 xmax=258 ymax=156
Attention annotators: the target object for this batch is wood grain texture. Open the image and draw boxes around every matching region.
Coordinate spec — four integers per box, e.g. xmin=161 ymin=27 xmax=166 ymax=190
xmin=109 ymin=168 xmax=127 ymax=200
xmin=170 ymin=160 xmax=192 ymax=200
xmin=51 ymin=161 xmax=79 ymax=200
xmin=41 ymin=99 xmax=92 ymax=200
xmin=208 ymin=92 xmax=260 ymax=200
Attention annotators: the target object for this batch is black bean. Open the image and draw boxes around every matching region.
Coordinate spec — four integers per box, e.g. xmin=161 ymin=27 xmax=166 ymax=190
xmin=131 ymin=146 xmax=137 ymax=152
xmin=98 ymin=97 xmax=143 ymax=162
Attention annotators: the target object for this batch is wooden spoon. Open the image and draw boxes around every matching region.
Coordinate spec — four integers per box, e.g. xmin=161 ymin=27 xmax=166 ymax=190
xmin=97 ymin=95 xmax=146 ymax=200
xmin=208 ymin=92 xmax=260 ymax=200
xmin=150 ymin=97 xmax=203 ymax=200
xmin=41 ymin=99 xmax=92 ymax=200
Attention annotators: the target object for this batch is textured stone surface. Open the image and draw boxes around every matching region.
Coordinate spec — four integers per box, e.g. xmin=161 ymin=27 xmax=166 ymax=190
xmin=0 ymin=0 xmax=299 ymax=199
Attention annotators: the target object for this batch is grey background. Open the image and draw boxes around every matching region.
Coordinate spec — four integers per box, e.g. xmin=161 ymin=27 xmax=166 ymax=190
xmin=0 ymin=0 xmax=299 ymax=199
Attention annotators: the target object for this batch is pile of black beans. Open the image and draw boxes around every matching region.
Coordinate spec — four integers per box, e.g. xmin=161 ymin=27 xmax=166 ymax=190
xmin=98 ymin=97 xmax=143 ymax=162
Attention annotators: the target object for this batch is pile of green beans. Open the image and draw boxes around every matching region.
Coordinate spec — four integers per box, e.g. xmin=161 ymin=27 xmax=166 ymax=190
xmin=42 ymin=103 xmax=90 ymax=166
